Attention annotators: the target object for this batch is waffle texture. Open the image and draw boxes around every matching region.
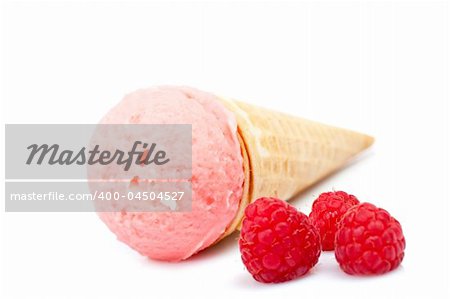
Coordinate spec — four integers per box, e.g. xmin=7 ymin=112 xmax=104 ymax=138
xmin=218 ymin=98 xmax=374 ymax=239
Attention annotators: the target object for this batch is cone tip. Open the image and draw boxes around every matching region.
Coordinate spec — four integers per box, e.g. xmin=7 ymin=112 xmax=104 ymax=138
xmin=363 ymin=134 xmax=375 ymax=150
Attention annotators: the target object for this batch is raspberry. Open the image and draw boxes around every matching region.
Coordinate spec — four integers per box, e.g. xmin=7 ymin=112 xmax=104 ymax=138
xmin=239 ymin=197 xmax=321 ymax=283
xmin=309 ymin=191 xmax=359 ymax=250
xmin=335 ymin=203 xmax=406 ymax=275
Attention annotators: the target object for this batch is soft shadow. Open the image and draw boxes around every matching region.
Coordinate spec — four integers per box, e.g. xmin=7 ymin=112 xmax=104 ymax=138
xmin=188 ymin=230 xmax=240 ymax=262
xmin=288 ymin=149 xmax=375 ymax=206
xmin=328 ymin=264 xmax=405 ymax=281
xmin=318 ymin=251 xmax=405 ymax=281
xmin=232 ymin=264 xmax=319 ymax=289
xmin=138 ymin=230 xmax=241 ymax=267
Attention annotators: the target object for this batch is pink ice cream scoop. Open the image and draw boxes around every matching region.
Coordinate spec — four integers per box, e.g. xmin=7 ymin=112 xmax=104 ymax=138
xmin=95 ymin=86 xmax=244 ymax=261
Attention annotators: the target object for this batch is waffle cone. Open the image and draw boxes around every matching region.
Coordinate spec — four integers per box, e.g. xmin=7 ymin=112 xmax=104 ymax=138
xmin=217 ymin=98 xmax=374 ymax=240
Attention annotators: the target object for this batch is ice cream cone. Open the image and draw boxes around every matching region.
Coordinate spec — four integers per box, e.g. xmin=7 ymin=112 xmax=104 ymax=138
xmin=218 ymin=98 xmax=374 ymax=239
xmin=94 ymin=86 xmax=374 ymax=261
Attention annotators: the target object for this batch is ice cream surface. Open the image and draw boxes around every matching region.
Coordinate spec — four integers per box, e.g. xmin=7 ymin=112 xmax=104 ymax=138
xmin=96 ymin=86 xmax=244 ymax=261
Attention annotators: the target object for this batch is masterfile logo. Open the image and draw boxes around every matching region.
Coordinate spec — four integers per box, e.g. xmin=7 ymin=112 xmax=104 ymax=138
xmin=4 ymin=124 xmax=192 ymax=212
xmin=26 ymin=141 xmax=170 ymax=171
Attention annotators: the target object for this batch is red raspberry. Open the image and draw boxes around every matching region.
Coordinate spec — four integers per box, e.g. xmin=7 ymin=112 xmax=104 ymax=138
xmin=239 ymin=197 xmax=321 ymax=283
xmin=309 ymin=191 xmax=359 ymax=250
xmin=335 ymin=203 xmax=406 ymax=275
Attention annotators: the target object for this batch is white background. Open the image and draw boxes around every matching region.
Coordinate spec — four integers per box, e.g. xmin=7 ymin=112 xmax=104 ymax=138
xmin=1 ymin=0 xmax=449 ymax=298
